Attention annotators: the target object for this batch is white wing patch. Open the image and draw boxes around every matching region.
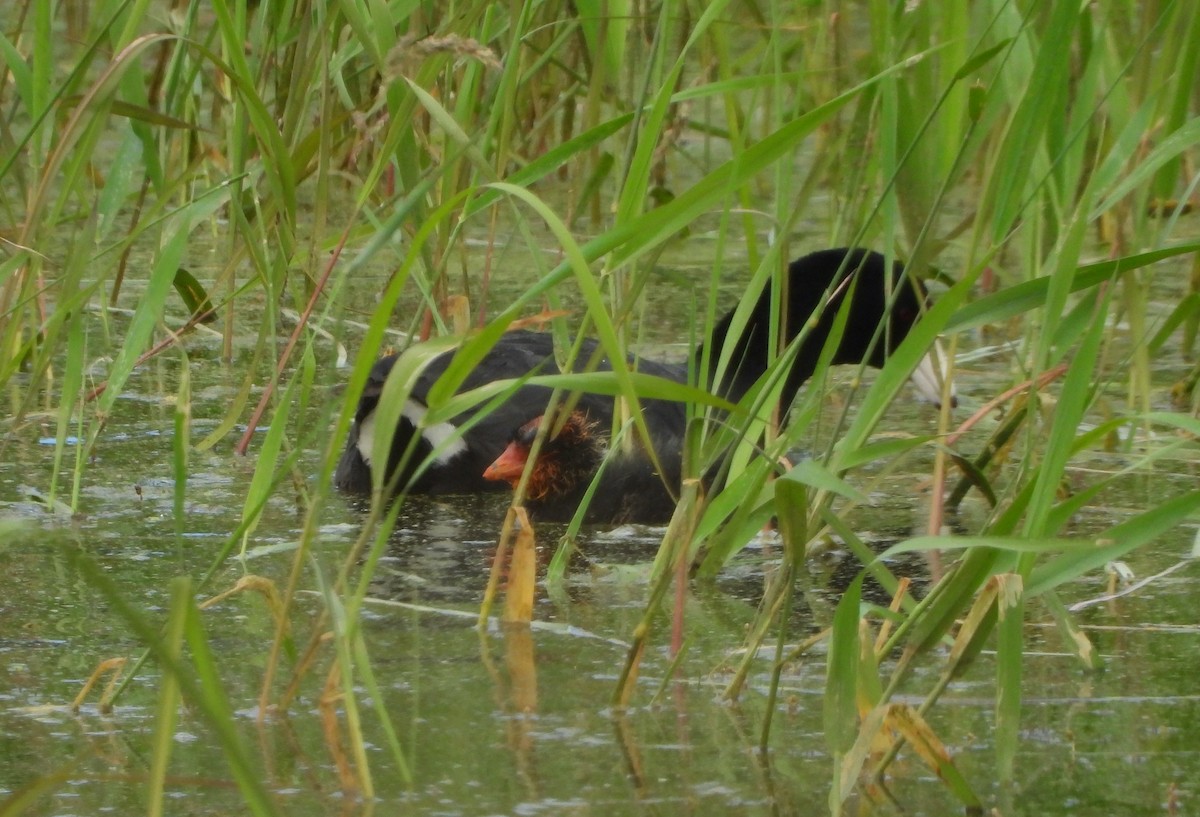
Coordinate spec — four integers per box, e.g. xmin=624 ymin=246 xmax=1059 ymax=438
xmin=402 ymin=400 xmax=468 ymax=464
xmin=355 ymin=410 xmax=377 ymax=465
xmin=355 ymin=400 xmax=467 ymax=466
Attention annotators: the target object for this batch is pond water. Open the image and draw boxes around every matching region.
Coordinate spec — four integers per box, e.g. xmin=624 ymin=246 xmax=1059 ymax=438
xmin=2 ymin=242 xmax=1200 ymax=817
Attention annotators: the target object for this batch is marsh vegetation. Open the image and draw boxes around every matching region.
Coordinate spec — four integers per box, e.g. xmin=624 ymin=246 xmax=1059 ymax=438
xmin=2 ymin=1 xmax=1200 ymax=814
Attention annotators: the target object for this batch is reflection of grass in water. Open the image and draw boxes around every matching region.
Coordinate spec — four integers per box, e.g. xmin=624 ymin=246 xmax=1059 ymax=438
xmin=6 ymin=1 xmax=1200 ymax=812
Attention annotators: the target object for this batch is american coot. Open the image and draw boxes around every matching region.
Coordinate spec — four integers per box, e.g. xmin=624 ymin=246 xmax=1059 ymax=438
xmin=334 ymin=248 xmax=951 ymax=522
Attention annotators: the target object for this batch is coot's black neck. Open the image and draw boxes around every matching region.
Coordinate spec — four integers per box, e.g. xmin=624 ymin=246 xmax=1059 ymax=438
xmin=697 ymin=248 xmax=915 ymax=407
